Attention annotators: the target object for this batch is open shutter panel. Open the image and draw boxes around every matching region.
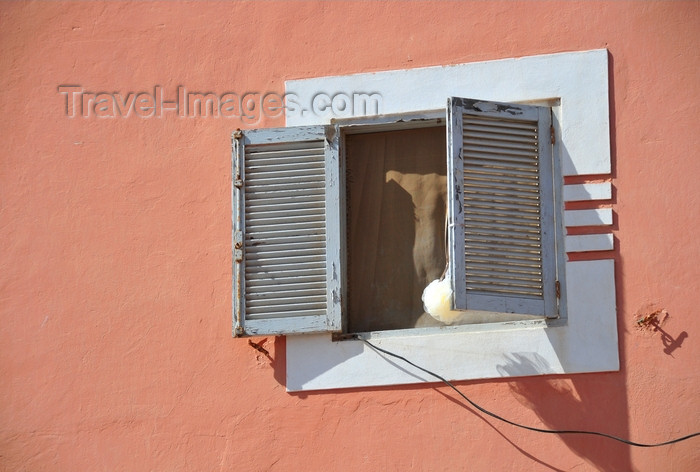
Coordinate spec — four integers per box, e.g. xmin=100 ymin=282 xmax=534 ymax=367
xmin=447 ymin=98 xmax=557 ymax=317
xmin=233 ymin=125 xmax=342 ymax=336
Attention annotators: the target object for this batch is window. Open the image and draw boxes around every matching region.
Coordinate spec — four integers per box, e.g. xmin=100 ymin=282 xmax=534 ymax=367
xmin=233 ymin=97 xmax=563 ymax=337
xmin=234 ymin=49 xmax=618 ymax=391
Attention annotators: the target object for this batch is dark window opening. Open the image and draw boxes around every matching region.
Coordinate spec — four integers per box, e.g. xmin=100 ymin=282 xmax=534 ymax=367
xmin=346 ymin=126 xmax=447 ymax=332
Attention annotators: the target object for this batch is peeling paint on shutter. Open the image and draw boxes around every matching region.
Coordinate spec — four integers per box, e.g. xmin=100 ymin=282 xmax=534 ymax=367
xmin=448 ymin=98 xmax=557 ymax=317
xmin=233 ymin=126 xmax=342 ymax=336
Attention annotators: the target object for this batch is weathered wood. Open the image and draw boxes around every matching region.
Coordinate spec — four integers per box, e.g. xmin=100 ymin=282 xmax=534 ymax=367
xmin=232 ymin=126 xmax=342 ymax=336
xmin=447 ymin=97 xmax=559 ymax=318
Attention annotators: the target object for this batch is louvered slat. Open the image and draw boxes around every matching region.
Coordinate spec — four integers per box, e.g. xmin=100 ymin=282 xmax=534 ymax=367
xmin=244 ymin=139 xmax=328 ymax=320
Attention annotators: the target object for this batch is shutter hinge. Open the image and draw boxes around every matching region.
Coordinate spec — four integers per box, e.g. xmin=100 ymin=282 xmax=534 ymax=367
xmin=555 ymin=280 xmax=561 ymax=299
xmin=234 ymin=231 xmax=243 ymax=249
xmin=233 ymin=128 xmax=244 ymax=187
xmin=550 ymin=125 xmax=555 ymax=145
xmin=234 ymin=248 xmax=243 ymax=262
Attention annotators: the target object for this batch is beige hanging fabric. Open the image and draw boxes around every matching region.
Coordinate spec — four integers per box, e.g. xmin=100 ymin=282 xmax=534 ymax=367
xmin=346 ymin=126 xmax=447 ymax=332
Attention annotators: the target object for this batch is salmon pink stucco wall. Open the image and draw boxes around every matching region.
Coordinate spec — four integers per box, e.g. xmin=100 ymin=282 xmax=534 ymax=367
xmin=1 ymin=1 xmax=699 ymax=470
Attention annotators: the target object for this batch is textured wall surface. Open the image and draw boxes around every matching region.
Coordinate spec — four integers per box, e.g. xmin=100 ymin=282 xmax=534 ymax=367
xmin=1 ymin=1 xmax=698 ymax=470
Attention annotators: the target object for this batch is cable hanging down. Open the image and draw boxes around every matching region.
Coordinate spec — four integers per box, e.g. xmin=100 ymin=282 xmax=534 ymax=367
xmin=362 ymin=339 xmax=700 ymax=448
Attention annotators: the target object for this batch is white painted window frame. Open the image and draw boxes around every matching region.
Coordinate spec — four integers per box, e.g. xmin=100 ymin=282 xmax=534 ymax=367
xmin=284 ymin=49 xmax=618 ymax=392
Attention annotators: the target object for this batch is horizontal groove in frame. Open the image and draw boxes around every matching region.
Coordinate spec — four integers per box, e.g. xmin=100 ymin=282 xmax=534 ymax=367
xmin=246 ymin=183 xmax=325 ymax=197
xmin=245 ymin=265 xmax=326 ymax=280
xmin=245 ymin=308 xmax=327 ymax=320
xmin=246 ymin=278 xmax=326 ymax=290
xmin=246 ymin=200 xmax=325 ymax=214
xmin=246 ymin=253 xmax=326 ymax=266
xmin=245 ymin=230 xmax=326 ymax=245
xmin=466 ymin=285 xmax=542 ymax=297
xmin=465 ymin=254 xmax=541 ymax=269
xmin=245 ymin=236 xmax=326 ymax=250
xmin=245 ymin=228 xmax=327 ymax=242
xmin=462 ymin=123 xmax=536 ymax=139
xmin=246 ymin=157 xmax=324 ymax=170
xmin=245 ymin=299 xmax=327 ymax=313
xmin=463 ymin=143 xmax=540 ymax=161
xmin=464 ymin=156 xmax=539 ymax=172
xmin=466 ymin=273 xmax=543 ymax=286
xmin=247 ymin=288 xmax=328 ymax=301
xmin=466 ymin=261 xmax=542 ymax=276
xmin=466 ymin=163 xmax=539 ymax=178
xmin=463 ymin=128 xmax=537 ymax=144
xmin=564 ymin=208 xmax=613 ymax=227
xmin=246 ymin=151 xmax=325 ymax=166
xmin=466 ymin=239 xmax=541 ymax=252
xmin=565 ymin=233 xmax=614 ymax=253
xmin=246 ymin=156 xmax=324 ymax=171
xmin=247 ymin=217 xmax=325 ymax=232
xmin=244 ymin=166 xmax=325 ymax=181
xmin=245 ymin=173 xmax=324 ymax=187
xmin=464 ymin=185 xmax=540 ymax=200
xmin=563 ymin=182 xmax=612 ymax=202
xmin=464 ymin=178 xmax=539 ymax=192
xmin=467 ymin=277 xmax=543 ymax=289
xmin=463 ymin=115 xmax=537 ymax=131
xmin=246 ymin=207 xmax=325 ymax=222
xmin=463 ymin=139 xmax=537 ymax=155
xmin=466 ymin=165 xmax=539 ymax=180
xmin=247 ymin=221 xmax=326 ymax=236
xmin=245 ymin=187 xmax=325 ymax=201
xmin=465 ymin=250 xmax=541 ymax=264
xmin=465 ymin=215 xmax=540 ymax=230
xmin=245 ymin=140 xmax=325 ymax=154
xmin=465 ymin=202 xmax=540 ymax=216
xmin=464 ymin=223 xmax=541 ymax=237
xmin=245 ymin=247 xmax=326 ymax=261
xmin=466 ymin=232 xmax=541 ymax=246
xmin=466 ymin=199 xmax=540 ymax=213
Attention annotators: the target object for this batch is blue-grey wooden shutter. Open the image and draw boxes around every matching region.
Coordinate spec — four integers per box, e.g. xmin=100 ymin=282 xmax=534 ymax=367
xmin=447 ymin=98 xmax=557 ymax=317
xmin=232 ymin=125 xmax=342 ymax=336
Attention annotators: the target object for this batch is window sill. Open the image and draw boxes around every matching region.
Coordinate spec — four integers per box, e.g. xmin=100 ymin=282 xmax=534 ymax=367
xmin=287 ymin=259 xmax=617 ymax=391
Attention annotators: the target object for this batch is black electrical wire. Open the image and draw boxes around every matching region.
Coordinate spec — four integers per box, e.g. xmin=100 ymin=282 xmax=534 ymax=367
xmin=363 ymin=339 xmax=700 ymax=447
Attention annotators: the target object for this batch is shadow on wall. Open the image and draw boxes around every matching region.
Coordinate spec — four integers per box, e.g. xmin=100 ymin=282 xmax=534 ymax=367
xmin=492 ymin=51 xmax=631 ymax=472
xmin=497 ymin=354 xmax=633 ymax=472
xmin=492 ymin=50 xmax=633 ymax=471
xmin=432 ymin=384 xmax=566 ymax=472
xmin=634 ymin=305 xmax=689 ymax=357
xmin=272 ymin=335 xmax=286 ymax=388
